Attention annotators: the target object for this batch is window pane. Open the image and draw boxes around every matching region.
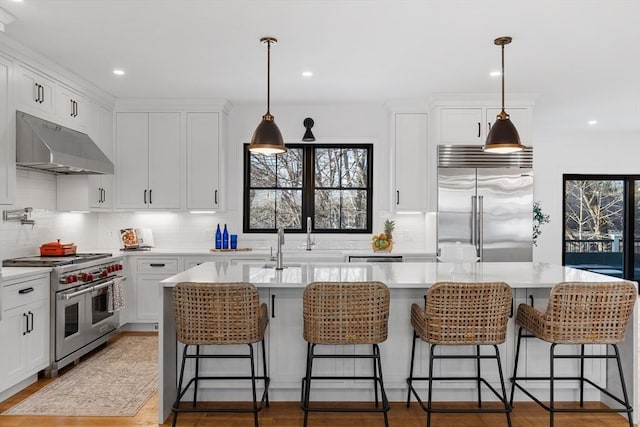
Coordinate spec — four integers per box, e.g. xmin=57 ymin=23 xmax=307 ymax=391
xmin=315 ymin=148 xmax=340 ymax=187
xmin=315 ymin=189 xmax=341 ymax=229
xmin=276 ymin=148 xmax=304 ymax=188
xmin=564 ymin=179 xmax=624 ymax=277
xmin=250 ymin=154 xmax=276 ymax=187
xmin=341 ymin=190 xmax=368 ymax=229
xmin=276 ymin=189 xmax=302 ymax=229
xmin=341 ymin=148 xmax=368 ymax=188
xmin=249 ymin=190 xmax=275 ymax=229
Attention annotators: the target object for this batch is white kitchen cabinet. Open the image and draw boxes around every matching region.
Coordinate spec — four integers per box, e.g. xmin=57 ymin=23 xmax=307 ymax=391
xmin=438 ymin=106 xmax=532 ymax=146
xmin=89 ymin=105 xmax=114 ymax=209
xmin=134 ymin=257 xmax=180 ymax=322
xmin=187 ymin=112 xmax=224 ymax=210
xmin=0 ymin=54 xmax=15 ymax=205
xmin=0 ymin=273 xmax=50 ymax=395
xmin=16 ymin=63 xmax=55 ymax=116
xmin=115 ymin=112 xmax=181 ymax=210
xmin=392 ymin=112 xmax=429 ymax=212
xmin=55 ymin=83 xmax=88 ymax=131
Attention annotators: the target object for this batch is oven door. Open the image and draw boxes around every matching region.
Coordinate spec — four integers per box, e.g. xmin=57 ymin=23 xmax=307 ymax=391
xmin=55 ymin=285 xmax=91 ymax=361
xmin=86 ymin=280 xmax=119 ymax=343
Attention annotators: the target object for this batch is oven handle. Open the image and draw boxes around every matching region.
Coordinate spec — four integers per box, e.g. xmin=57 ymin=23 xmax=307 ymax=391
xmin=59 ymin=285 xmax=95 ymax=300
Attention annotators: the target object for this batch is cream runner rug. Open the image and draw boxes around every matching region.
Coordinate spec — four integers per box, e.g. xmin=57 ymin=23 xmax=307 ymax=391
xmin=3 ymin=334 xmax=157 ymax=417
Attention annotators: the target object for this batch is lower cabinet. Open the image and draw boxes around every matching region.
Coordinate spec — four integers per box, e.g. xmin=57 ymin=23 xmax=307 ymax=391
xmin=131 ymin=257 xmax=181 ymax=324
xmin=0 ymin=273 xmax=50 ymax=395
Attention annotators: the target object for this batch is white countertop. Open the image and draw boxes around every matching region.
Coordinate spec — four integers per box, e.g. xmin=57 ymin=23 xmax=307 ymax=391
xmin=118 ymin=247 xmax=434 ymax=257
xmin=161 ymin=261 xmax=635 ymax=289
xmin=2 ymin=267 xmax=52 ymax=281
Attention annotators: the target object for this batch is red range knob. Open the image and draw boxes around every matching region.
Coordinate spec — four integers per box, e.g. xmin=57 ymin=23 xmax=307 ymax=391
xmin=87 ymin=274 xmax=94 ymax=281
xmin=65 ymin=276 xmax=73 ymax=284
xmin=101 ymin=270 xmax=108 ymax=278
xmin=117 ymin=264 xmax=123 ymax=271
xmin=72 ymin=275 xmax=78 ymax=282
xmin=107 ymin=265 xmax=113 ymax=273
xmin=81 ymin=273 xmax=88 ymax=281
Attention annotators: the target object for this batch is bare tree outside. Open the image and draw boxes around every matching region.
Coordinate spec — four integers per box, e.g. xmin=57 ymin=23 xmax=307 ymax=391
xmin=246 ymin=145 xmax=371 ymax=232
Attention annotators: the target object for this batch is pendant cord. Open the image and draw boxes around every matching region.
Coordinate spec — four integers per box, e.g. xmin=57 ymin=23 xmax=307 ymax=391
xmin=501 ymin=42 xmax=505 ymax=113
xmin=266 ymin=40 xmax=271 ymax=115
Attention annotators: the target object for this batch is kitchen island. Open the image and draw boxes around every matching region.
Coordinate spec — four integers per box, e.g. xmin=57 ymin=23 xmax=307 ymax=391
xmin=158 ymin=261 xmax=638 ymax=423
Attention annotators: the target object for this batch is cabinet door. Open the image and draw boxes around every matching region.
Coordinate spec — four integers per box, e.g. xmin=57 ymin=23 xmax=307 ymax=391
xmin=0 ymin=306 xmax=28 ymax=389
xmin=148 ymin=112 xmax=181 ymax=209
xmin=187 ymin=112 xmax=220 ymax=210
xmin=394 ymin=113 xmax=428 ymax=211
xmin=115 ymin=113 xmax=149 ymax=209
xmin=486 ymin=107 xmax=532 ymax=146
xmin=136 ymin=274 xmax=168 ymax=321
xmin=439 ymin=108 xmax=483 ymax=144
xmin=22 ymin=299 xmax=49 ymax=374
xmin=89 ymin=105 xmax=114 ymax=209
xmin=17 ymin=65 xmax=55 ymax=116
xmin=0 ymin=55 xmax=15 ymax=205
xmin=56 ymin=84 xmax=88 ymax=131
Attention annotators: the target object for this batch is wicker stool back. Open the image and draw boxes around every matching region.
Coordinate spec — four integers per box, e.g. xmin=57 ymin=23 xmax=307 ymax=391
xmin=173 ymin=282 xmax=267 ymax=345
xmin=303 ymin=281 xmax=390 ymax=345
xmin=413 ymin=281 xmax=512 ymax=345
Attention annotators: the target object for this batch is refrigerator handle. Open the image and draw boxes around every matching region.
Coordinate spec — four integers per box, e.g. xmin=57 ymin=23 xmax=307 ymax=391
xmin=471 ymin=195 xmax=477 ymax=248
xmin=478 ymin=195 xmax=484 ymax=261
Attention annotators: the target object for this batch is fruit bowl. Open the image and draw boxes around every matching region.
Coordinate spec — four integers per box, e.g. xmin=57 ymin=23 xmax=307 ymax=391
xmin=372 ymin=239 xmax=393 ymax=253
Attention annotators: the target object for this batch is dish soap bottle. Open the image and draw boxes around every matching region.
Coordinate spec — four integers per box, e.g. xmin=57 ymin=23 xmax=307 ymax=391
xmin=215 ymin=224 xmax=222 ymax=249
xmin=222 ymin=224 xmax=229 ymax=249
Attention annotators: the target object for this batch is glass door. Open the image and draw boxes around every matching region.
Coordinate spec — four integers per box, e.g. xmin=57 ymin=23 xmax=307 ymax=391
xmin=563 ymin=177 xmax=625 ymax=278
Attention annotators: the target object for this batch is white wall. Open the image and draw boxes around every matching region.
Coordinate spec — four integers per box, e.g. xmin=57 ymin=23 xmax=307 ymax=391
xmin=532 ymin=129 xmax=640 ymax=264
xmin=0 ymin=169 xmax=98 ymax=259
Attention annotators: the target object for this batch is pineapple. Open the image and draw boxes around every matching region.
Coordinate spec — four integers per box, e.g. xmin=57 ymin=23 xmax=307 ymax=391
xmin=383 ymin=219 xmax=395 ymax=241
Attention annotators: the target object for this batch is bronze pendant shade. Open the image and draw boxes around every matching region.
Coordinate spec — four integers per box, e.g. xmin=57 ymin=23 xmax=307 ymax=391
xmin=483 ymin=36 xmax=525 ymax=154
xmin=249 ymin=37 xmax=286 ymax=155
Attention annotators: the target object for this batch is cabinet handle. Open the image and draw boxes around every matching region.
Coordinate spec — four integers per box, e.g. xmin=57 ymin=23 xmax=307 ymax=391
xmin=144 ymin=189 xmax=147 ymax=204
xmin=33 ymin=83 xmax=39 ymax=102
xmin=19 ymin=287 xmax=35 ymax=294
xmin=423 ymin=294 xmax=427 ymax=309
xmin=214 ymin=189 xmax=218 ymax=205
xmin=23 ymin=313 xmax=29 ymax=335
xmin=149 ymin=263 xmax=166 ymax=267
xmin=39 ymin=84 xmax=44 ymax=104
xmin=488 ymin=122 xmax=492 ymax=131
xmin=70 ymin=99 xmax=74 ymax=117
xmin=271 ymin=294 xmax=275 ymax=318
xmin=101 ymin=188 xmax=106 ymax=203
xmin=75 ymin=100 xmax=78 ymax=117
xmin=28 ymin=311 xmax=34 ymax=333
xmin=396 ymin=190 xmax=400 ymax=205
xmin=529 ymin=294 xmax=534 ymax=307
xmin=149 ymin=189 xmax=152 ymax=204
xmin=98 ymin=187 xmax=103 ymax=203
xmin=477 ymin=122 xmax=481 ymax=138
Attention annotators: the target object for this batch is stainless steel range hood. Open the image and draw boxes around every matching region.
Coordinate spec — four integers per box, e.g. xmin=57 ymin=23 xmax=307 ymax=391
xmin=16 ymin=111 xmax=114 ymax=174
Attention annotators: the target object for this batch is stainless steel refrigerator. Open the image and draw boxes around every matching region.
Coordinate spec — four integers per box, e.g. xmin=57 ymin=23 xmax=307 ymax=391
xmin=437 ymin=145 xmax=534 ymax=262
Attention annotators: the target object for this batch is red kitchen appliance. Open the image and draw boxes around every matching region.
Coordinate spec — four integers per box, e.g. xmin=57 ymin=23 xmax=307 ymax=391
xmin=40 ymin=239 xmax=77 ymax=256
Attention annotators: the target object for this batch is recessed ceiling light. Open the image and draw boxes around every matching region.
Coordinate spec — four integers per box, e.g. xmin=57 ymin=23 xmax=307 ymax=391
xmin=113 ymin=69 xmax=125 ymax=76
xmin=490 ymin=70 xmax=501 ymax=77
xmin=10 ymin=0 xmax=24 ymax=3
xmin=302 ymin=71 xmax=313 ymax=77
xmin=588 ymin=120 xmax=598 ymax=125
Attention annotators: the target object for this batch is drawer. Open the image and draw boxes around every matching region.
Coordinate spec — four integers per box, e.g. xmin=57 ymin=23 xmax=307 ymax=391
xmin=3 ymin=276 xmax=49 ymax=311
xmin=136 ymin=258 xmax=179 ymax=274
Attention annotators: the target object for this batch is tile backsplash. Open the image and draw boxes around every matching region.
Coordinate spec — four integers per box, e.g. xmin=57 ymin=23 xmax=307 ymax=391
xmin=1 ymin=170 xmax=435 ymax=260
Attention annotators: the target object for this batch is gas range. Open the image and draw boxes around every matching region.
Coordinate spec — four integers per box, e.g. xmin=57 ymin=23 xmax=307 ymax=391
xmin=2 ymin=252 xmax=113 ymax=268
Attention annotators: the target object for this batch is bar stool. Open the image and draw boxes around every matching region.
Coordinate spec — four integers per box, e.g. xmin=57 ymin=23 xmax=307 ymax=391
xmin=301 ymin=281 xmax=390 ymax=427
xmin=406 ymin=281 xmax=513 ymax=427
xmin=171 ymin=282 xmax=269 ymax=427
xmin=510 ymin=282 xmax=636 ymax=427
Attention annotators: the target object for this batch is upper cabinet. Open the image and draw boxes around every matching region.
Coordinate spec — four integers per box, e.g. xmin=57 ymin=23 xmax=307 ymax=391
xmin=55 ymin=83 xmax=88 ymax=132
xmin=16 ymin=64 xmax=55 ymax=117
xmin=0 ymin=54 xmax=15 ymax=205
xmin=437 ymin=104 xmax=533 ymax=146
xmin=186 ymin=112 xmax=225 ymax=210
xmin=115 ymin=112 xmax=181 ymax=210
xmin=392 ymin=112 xmax=429 ymax=212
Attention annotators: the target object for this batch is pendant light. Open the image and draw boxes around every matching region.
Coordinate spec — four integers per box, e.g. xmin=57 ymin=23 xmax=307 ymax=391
xmin=302 ymin=117 xmax=316 ymax=141
xmin=483 ymin=36 xmax=525 ymax=154
xmin=249 ymin=37 xmax=287 ymax=154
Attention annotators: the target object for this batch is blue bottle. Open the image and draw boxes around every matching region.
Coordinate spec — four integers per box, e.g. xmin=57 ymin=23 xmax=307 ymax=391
xmin=222 ymin=224 xmax=229 ymax=249
xmin=215 ymin=224 xmax=222 ymax=249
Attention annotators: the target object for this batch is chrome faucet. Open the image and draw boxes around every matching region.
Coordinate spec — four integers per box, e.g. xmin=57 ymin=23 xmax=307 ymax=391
xmin=306 ymin=217 xmax=315 ymax=251
xmin=276 ymin=227 xmax=285 ymax=270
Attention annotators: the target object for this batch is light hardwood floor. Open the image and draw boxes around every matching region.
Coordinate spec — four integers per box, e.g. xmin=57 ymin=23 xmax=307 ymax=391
xmin=0 ymin=332 xmax=633 ymax=426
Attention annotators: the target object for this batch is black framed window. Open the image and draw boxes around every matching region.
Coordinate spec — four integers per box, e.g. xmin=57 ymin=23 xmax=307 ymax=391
xmin=243 ymin=143 xmax=373 ymax=233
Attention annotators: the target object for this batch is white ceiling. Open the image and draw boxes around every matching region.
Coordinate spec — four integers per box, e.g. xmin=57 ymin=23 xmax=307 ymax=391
xmin=1 ymin=0 xmax=639 ymax=132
